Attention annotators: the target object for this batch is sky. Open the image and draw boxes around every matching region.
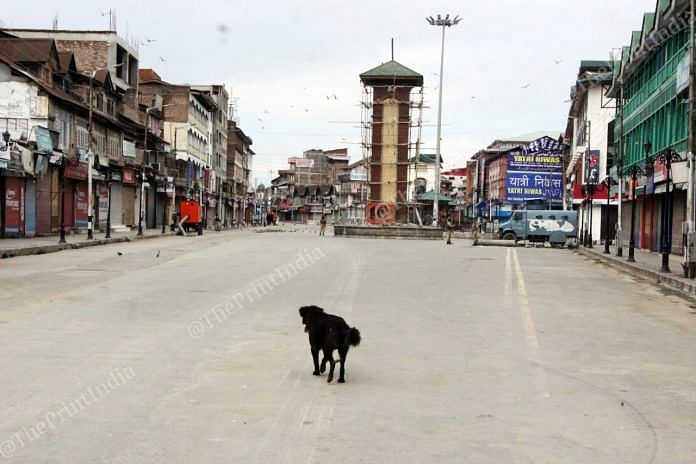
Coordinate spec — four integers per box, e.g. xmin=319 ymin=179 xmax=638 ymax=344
xmin=2 ymin=0 xmax=657 ymax=186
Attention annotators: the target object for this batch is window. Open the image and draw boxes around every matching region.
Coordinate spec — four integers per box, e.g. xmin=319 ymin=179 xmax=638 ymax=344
xmin=512 ymin=212 xmax=524 ymax=221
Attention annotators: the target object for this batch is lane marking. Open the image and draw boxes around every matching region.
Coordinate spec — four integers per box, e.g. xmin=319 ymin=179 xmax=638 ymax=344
xmin=505 ymin=248 xmax=512 ymax=300
xmin=511 ymin=248 xmax=549 ymax=398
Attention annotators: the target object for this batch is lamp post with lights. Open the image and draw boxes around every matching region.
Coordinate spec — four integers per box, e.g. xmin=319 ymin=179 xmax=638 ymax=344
xmin=426 ymin=14 xmax=461 ymax=223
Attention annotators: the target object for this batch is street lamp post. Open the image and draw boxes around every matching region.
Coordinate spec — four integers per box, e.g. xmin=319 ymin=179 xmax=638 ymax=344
xmin=87 ymin=63 xmax=122 ymax=240
xmin=59 ymin=155 xmax=67 ymax=244
xmin=587 ymin=182 xmax=596 ymax=248
xmin=655 ymin=148 xmax=683 ymax=273
xmin=162 ymin=177 xmax=168 ymax=234
xmin=602 ymin=176 xmax=617 ymax=254
xmin=627 ymin=140 xmax=652 ymax=262
xmin=578 ymin=190 xmax=585 ymax=247
xmin=426 ymin=14 xmax=461 ymax=224
xmin=105 ymin=169 xmax=112 ymax=239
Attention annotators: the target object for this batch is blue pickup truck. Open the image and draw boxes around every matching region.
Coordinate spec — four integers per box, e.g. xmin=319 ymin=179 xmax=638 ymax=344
xmin=498 ymin=210 xmax=578 ymax=248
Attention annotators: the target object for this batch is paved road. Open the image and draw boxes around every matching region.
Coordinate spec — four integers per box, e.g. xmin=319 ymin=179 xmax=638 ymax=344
xmin=1 ymin=229 xmax=695 ymax=463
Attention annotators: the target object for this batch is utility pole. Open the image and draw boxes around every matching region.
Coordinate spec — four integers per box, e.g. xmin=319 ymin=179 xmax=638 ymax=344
xmin=87 ymin=63 xmax=122 ymax=239
xmin=138 ymin=107 xmax=149 ymax=236
xmin=617 ymin=79 xmax=625 ymax=257
xmin=686 ymin=0 xmax=696 ymax=277
xmin=87 ymin=74 xmax=94 ymax=240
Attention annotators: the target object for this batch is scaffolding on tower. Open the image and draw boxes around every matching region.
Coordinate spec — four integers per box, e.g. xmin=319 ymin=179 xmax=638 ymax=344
xmin=360 ymin=82 xmax=424 ymax=223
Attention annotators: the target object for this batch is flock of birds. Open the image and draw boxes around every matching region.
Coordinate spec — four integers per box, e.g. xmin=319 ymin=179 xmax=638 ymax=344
xmin=129 ymin=25 xmax=569 ymax=133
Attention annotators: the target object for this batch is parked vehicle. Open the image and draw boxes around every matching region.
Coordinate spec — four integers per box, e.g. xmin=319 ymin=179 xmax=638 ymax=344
xmin=179 ymin=200 xmax=203 ymax=234
xmin=498 ymin=210 xmax=577 ymax=248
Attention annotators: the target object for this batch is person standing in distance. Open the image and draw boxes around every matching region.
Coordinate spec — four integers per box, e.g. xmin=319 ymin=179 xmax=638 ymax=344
xmin=319 ymin=214 xmax=327 ymax=236
xmin=446 ymin=215 xmax=454 ymax=245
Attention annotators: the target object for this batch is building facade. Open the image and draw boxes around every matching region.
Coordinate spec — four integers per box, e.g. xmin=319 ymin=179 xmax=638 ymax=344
xmin=609 ymin=0 xmax=691 ymax=256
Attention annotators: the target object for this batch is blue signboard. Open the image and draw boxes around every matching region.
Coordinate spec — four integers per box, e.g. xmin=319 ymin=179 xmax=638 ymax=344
xmin=35 ymin=126 xmax=54 ymax=154
xmin=506 ymin=171 xmax=563 ymax=203
xmin=507 ymin=150 xmax=563 ymax=172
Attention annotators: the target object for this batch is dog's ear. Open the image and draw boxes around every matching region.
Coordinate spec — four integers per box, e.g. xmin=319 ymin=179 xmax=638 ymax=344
xmin=299 ymin=305 xmax=324 ymax=317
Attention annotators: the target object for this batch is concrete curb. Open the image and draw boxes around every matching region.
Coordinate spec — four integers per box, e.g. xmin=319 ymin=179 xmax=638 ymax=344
xmin=574 ymin=247 xmax=696 ymax=299
xmin=0 ymin=232 xmax=177 ymax=260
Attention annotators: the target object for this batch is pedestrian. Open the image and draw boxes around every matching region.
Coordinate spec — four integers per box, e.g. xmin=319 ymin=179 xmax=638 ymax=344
xmin=471 ymin=218 xmax=479 ymax=245
xmin=214 ymin=215 xmax=221 ymax=232
xmin=446 ymin=215 xmax=453 ymax=245
xmin=319 ymin=214 xmax=327 ymax=236
xmin=432 ymin=217 xmax=438 ymax=228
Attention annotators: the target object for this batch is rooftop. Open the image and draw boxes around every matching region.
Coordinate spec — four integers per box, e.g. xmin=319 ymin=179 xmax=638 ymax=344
xmin=360 ymin=60 xmax=423 ymax=86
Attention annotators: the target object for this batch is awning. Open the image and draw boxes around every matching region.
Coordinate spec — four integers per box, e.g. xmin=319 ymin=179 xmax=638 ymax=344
xmin=418 ymin=190 xmax=454 ymax=203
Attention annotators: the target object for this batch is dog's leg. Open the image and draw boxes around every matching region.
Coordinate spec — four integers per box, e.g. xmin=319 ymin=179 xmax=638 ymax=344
xmin=320 ymin=355 xmax=328 ymax=374
xmin=311 ymin=346 xmax=320 ymax=376
xmin=326 ymin=352 xmax=336 ymax=383
xmin=338 ymin=348 xmax=348 ymax=383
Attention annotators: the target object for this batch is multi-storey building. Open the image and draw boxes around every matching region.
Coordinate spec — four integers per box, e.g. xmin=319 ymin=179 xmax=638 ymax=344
xmin=192 ymin=85 xmax=228 ymax=226
xmin=565 ymin=60 xmax=617 ymax=246
xmin=227 ymin=120 xmax=253 ymax=226
xmin=0 ymin=32 xmax=145 ymax=237
xmin=608 ymin=0 xmax=691 ymax=258
xmin=337 ymin=158 xmax=368 ymax=223
xmin=139 ymin=70 xmax=220 ymax=226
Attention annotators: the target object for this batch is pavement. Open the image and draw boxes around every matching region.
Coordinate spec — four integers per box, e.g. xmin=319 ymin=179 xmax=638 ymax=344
xmin=1 ymin=231 xmax=696 ymax=463
xmin=0 ymin=226 xmax=256 ymax=259
xmin=575 ymin=243 xmax=696 ymax=299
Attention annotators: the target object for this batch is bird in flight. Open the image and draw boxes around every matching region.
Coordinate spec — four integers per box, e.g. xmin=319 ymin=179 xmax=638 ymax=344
xmin=553 ymin=58 xmax=563 ymax=64
xmin=521 ymin=84 xmax=530 ymax=89
xmin=145 ymin=37 xmax=156 ymax=43
xmin=263 ymin=109 xmax=270 ymax=114
xmin=159 ymin=56 xmax=166 ymax=62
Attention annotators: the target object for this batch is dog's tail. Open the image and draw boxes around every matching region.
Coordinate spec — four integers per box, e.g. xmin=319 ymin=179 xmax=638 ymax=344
xmin=346 ymin=327 xmax=361 ymax=347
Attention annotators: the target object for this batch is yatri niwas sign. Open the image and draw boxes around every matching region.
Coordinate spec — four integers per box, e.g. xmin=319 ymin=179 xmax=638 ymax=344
xmin=506 ymin=172 xmax=563 ymax=203
xmin=504 ymin=136 xmax=567 ymax=204
xmin=507 ymin=152 xmax=563 ymax=172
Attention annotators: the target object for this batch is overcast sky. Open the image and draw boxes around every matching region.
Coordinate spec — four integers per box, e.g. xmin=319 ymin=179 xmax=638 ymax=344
xmin=3 ymin=0 xmax=656 ymax=185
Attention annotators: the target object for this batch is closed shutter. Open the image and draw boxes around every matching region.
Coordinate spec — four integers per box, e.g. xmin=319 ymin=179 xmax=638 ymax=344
xmin=110 ymin=182 xmax=123 ymax=227
xmin=122 ymin=185 xmax=135 ymax=226
xmin=25 ymin=180 xmax=36 ymax=237
xmin=35 ymin=174 xmax=51 ymax=235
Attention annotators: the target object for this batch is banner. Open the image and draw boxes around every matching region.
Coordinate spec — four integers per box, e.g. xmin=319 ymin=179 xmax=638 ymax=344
xmin=506 ymin=171 xmax=563 ymax=203
xmin=584 ymin=150 xmax=600 ymax=184
xmin=520 ymin=136 xmax=566 ymax=154
xmin=75 ymin=183 xmax=88 ymax=228
xmin=507 ymin=151 xmax=563 ymax=172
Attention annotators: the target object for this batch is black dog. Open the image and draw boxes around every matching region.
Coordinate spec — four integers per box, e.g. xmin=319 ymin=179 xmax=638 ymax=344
xmin=299 ymin=305 xmax=361 ymax=383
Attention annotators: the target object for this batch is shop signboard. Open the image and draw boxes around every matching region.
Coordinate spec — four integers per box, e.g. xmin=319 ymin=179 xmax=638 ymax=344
xmin=64 ymin=161 xmax=89 ymax=181
xmin=75 ymin=184 xmax=88 ymax=228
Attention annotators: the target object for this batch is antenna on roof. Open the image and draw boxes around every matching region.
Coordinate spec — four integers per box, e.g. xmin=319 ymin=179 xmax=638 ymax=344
xmin=52 ymin=13 xmax=58 ymax=30
xmin=391 ymin=38 xmax=394 ymax=61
